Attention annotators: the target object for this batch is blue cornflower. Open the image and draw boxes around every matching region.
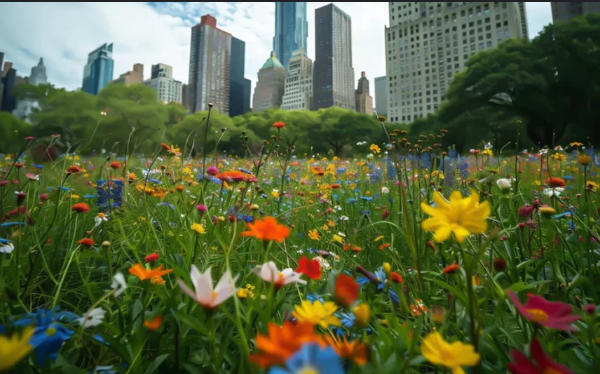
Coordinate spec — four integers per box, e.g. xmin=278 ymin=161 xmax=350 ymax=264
xmin=564 ymin=175 xmax=574 ymax=181
xmin=347 ymin=198 xmax=357 ymax=204
xmin=360 ymin=210 xmax=371 ymax=215
xmin=0 ymin=222 xmax=26 ymax=227
xmin=360 ymin=196 xmax=373 ymax=202
xmin=238 ymin=168 xmax=252 ymax=174
xmin=307 ymin=294 xmax=324 ymax=303
xmin=83 ymin=195 xmax=98 ymax=199
xmin=33 ymin=164 xmax=44 ymax=169
xmin=147 ymin=178 xmax=161 ymax=185
xmin=0 ymin=238 xmax=10 ymax=244
xmin=357 ymin=267 xmax=399 ymax=304
xmin=57 ymin=186 xmax=71 ymax=192
xmin=268 ymin=343 xmax=344 ymax=374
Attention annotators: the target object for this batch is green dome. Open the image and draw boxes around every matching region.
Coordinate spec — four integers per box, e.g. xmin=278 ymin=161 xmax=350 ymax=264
xmin=261 ymin=52 xmax=285 ymax=70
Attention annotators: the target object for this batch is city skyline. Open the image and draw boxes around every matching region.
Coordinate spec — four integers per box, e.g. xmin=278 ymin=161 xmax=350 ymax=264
xmin=0 ymin=2 xmax=552 ymax=101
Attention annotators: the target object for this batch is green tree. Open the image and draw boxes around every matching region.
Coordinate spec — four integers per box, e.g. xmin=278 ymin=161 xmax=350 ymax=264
xmin=0 ymin=112 xmax=33 ymax=154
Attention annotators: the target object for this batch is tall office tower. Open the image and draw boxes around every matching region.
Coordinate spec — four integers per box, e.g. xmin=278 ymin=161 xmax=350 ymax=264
xmin=282 ymin=48 xmax=313 ymax=110
xmin=551 ymin=2 xmax=600 ymax=23
xmin=518 ymin=2 xmax=529 ymax=39
xmin=385 ymin=2 xmax=526 ymax=123
xmin=274 ymin=2 xmax=308 ymax=69
xmin=374 ymin=76 xmax=388 ymax=117
xmin=112 ymin=63 xmax=144 ymax=86
xmin=229 ymin=37 xmax=250 ymax=117
xmin=181 ymin=84 xmax=189 ymax=109
xmin=82 ymin=43 xmax=114 ymax=95
xmin=144 ymin=63 xmax=182 ymax=104
xmin=188 ymin=14 xmax=232 ymax=114
xmin=29 ymin=58 xmax=48 ymax=86
xmin=355 ymin=71 xmax=374 ymax=114
xmin=252 ymin=52 xmax=286 ymax=112
xmin=0 ymin=52 xmax=5 ymax=108
xmin=242 ymin=79 xmax=251 ymax=113
xmin=313 ymin=3 xmax=355 ymax=111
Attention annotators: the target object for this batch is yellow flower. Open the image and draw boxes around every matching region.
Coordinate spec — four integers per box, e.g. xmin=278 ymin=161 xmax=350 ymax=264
xmin=369 ymin=144 xmax=381 ymax=154
xmin=382 ymin=262 xmax=391 ymax=274
xmin=374 ymin=235 xmax=384 ymax=242
xmin=191 ymin=223 xmax=205 ymax=234
xmin=308 ymin=229 xmax=321 ymax=241
xmin=482 ymin=149 xmax=493 ymax=156
xmin=327 ymin=220 xmax=335 ymax=227
xmin=569 ymin=142 xmax=584 ymax=147
xmin=353 ymin=304 xmax=371 ymax=327
xmin=322 ymin=224 xmax=330 ymax=231
xmin=421 ymin=190 xmax=490 ymax=243
xmin=422 ymin=332 xmax=480 ymax=374
xmin=332 ymin=234 xmax=343 ymax=244
xmin=292 ymin=300 xmax=341 ymax=329
xmin=577 ymin=154 xmax=592 ymax=166
xmin=587 ymin=181 xmax=599 ymax=191
xmin=551 ymin=153 xmax=566 ymax=161
xmin=539 ymin=206 xmax=556 ymax=216
xmin=0 ymin=326 xmax=35 ymax=371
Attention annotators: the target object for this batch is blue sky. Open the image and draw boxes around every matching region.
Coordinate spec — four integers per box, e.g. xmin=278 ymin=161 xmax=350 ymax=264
xmin=0 ymin=2 xmax=552 ymax=96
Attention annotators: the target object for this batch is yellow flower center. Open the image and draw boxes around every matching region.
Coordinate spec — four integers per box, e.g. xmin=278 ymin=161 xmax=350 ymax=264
xmin=526 ymin=308 xmax=549 ymax=323
xmin=211 ymin=291 xmax=217 ymax=301
xmin=45 ymin=327 xmax=57 ymax=336
xmin=298 ymin=368 xmax=319 ymax=374
xmin=98 ymin=213 xmax=105 ymax=219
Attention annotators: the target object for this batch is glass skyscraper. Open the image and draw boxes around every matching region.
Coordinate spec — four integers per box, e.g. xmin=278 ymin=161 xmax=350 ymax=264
xmin=82 ymin=43 xmax=114 ymax=95
xmin=273 ymin=2 xmax=308 ymax=69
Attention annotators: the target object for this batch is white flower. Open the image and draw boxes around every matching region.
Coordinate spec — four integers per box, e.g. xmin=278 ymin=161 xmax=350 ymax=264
xmin=178 ymin=265 xmax=239 ymax=309
xmin=381 ymin=187 xmax=390 ymax=194
xmin=337 ymin=232 xmax=346 ymax=238
xmin=496 ymin=178 xmax=512 ymax=192
xmin=543 ymin=188 xmax=564 ymax=197
xmin=484 ymin=142 xmax=493 ymax=150
xmin=340 ymin=216 xmax=349 ymax=221
xmin=78 ymin=308 xmax=106 ymax=328
xmin=111 ymin=272 xmax=127 ymax=297
xmin=251 ymin=261 xmax=306 ymax=288
xmin=94 ymin=213 xmax=109 ymax=228
xmin=315 ymin=256 xmax=331 ymax=270
xmin=539 ymin=149 xmax=548 ymax=155
xmin=0 ymin=242 xmax=14 ymax=254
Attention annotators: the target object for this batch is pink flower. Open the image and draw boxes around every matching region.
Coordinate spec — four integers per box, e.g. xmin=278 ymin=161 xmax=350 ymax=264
xmin=206 ymin=166 xmax=219 ymax=176
xmin=24 ymin=136 xmax=35 ymax=141
xmin=196 ymin=204 xmax=208 ymax=213
xmin=507 ymin=290 xmax=581 ymax=331
xmin=39 ymin=194 xmax=49 ymax=201
xmin=0 ymin=180 xmax=7 ymax=187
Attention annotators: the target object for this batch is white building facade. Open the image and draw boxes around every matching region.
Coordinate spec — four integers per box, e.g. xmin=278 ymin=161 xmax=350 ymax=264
xmin=282 ymin=49 xmax=313 ymax=110
xmin=144 ymin=63 xmax=182 ymax=104
xmin=385 ymin=2 xmax=526 ymax=123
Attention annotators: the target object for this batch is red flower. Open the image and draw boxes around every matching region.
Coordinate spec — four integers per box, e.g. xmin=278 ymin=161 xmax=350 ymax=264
xmin=335 ymin=274 xmax=359 ymax=308
xmin=518 ymin=205 xmax=534 ymax=218
xmin=545 ymin=177 xmax=566 ymax=188
xmin=330 ymin=183 xmax=341 ymax=189
xmin=507 ymin=290 xmax=581 ymax=331
xmin=273 ymin=121 xmax=285 ymax=129
xmin=145 ymin=253 xmax=160 ymax=263
xmin=78 ymin=238 xmax=95 ymax=247
xmin=381 ymin=210 xmax=390 ymax=220
xmin=7 ymin=206 xmax=26 ymax=216
xmin=442 ymin=264 xmax=460 ymax=274
xmin=295 ymin=256 xmax=322 ymax=280
xmin=15 ymin=162 xmax=24 ymax=168
xmin=72 ymin=203 xmax=90 ymax=213
xmin=379 ymin=243 xmax=390 ymax=250
xmin=508 ymin=338 xmax=573 ymax=374
xmin=493 ymin=258 xmax=507 ymax=272
xmin=390 ymin=272 xmax=403 ymax=283
xmin=109 ymin=161 xmax=121 ymax=170
xmin=66 ymin=165 xmax=83 ymax=174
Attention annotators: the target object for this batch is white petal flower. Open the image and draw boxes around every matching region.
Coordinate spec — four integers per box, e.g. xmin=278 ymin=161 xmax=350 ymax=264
xmin=381 ymin=187 xmax=390 ymax=194
xmin=178 ymin=265 xmax=239 ymax=309
xmin=251 ymin=261 xmax=306 ymax=288
xmin=78 ymin=308 xmax=106 ymax=328
xmin=0 ymin=242 xmax=14 ymax=254
xmin=111 ymin=272 xmax=127 ymax=297
xmin=496 ymin=178 xmax=512 ymax=192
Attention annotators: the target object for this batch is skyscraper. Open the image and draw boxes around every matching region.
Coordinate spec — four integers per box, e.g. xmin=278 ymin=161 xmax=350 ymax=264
xmin=355 ymin=71 xmax=373 ymax=114
xmin=188 ymin=15 xmax=232 ymax=114
xmin=112 ymin=63 xmax=144 ymax=86
xmin=230 ymin=37 xmax=250 ymax=117
xmin=144 ymin=63 xmax=182 ymax=104
xmin=282 ymin=48 xmax=313 ymax=110
xmin=252 ymin=52 xmax=287 ymax=112
xmin=274 ymin=2 xmax=308 ymax=69
xmin=82 ymin=43 xmax=114 ymax=95
xmin=313 ymin=4 xmax=355 ymax=111
xmin=385 ymin=2 xmax=527 ymax=123
xmin=242 ymin=79 xmax=251 ymax=113
xmin=518 ymin=2 xmax=529 ymax=39
xmin=29 ymin=58 xmax=47 ymax=86
xmin=374 ymin=76 xmax=388 ymax=117
xmin=551 ymin=2 xmax=600 ymax=23
xmin=0 ymin=52 xmax=5 ymax=108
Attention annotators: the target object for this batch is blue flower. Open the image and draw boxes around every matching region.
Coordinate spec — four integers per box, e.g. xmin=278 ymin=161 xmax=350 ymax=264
xmin=0 ymin=238 xmax=10 ymax=244
xmin=0 ymin=222 xmax=26 ymax=227
xmin=84 ymin=194 xmax=98 ymax=199
xmin=360 ymin=196 xmax=373 ymax=202
xmin=57 ymin=186 xmax=71 ymax=192
xmin=268 ymin=343 xmax=344 ymax=374
xmin=307 ymin=294 xmax=324 ymax=303
xmin=147 ymin=178 xmax=161 ymax=185
xmin=33 ymin=164 xmax=45 ymax=169
xmin=238 ymin=168 xmax=252 ymax=174
xmin=347 ymin=198 xmax=357 ymax=204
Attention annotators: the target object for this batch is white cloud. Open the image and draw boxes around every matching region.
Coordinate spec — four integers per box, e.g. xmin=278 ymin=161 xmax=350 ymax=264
xmin=0 ymin=2 xmax=552 ymax=101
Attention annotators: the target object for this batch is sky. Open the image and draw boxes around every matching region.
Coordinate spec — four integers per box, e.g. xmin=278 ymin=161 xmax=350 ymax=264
xmin=0 ymin=2 xmax=552 ymax=99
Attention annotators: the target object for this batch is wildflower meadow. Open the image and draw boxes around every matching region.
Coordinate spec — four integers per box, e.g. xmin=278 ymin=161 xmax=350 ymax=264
xmin=1 ymin=116 xmax=600 ymax=374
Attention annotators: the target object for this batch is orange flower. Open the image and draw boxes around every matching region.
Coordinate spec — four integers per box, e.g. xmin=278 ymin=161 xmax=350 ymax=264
xmin=390 ymin=272 xmax=403 ymax=283
xmin=324 ymin=335 xmax=368 ymax=365
xmin=545 ymin=177 xmax=566 ymax=188
xmin=128 ymin=264 xmax=173 ymax=282
xmin=273 ymin=121 xmax=285 ymax=129
xmin=335 ymin=274 xmax=359 ymax=308
xmin=78 ymin=238 xmax=95 ymax=247
xmin=176 ymin=185 xmax=184 ymax=192
xmin=442 ymin=264 xmax=460 ymax=274
xmin=65 ymin=165 xmax=83 ymax=174
xmin=330 ymin=183 xmax=341 ymax=189
xmin=215 ymin=170 xmax=254 ymax=182
xmin=379 ymin=243 xmax=391 ymax=250
xmin=109 ymin=161 xmax=121 ymax=170
xmin=240 ymin=216 xmax=290 ymax=242
xmin=160 ymin=143 xmax=171 ymax=151
xmin=72 ymin=203 xmax=90 ymax=213
xmin=351 ymin=245 xmax=362 ymax=252
xmin=250 ymin=322 xmax=325 ymax=368
xmin=144 ymin=315 xmax=163 ymax=331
